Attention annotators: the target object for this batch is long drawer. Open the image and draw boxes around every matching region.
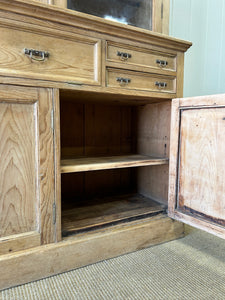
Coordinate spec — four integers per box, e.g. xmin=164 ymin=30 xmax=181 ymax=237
xmin=106 ymin=68 xmax=176 ymax=94
xmin=106 ymin=42 xmax=176 ymax=72
xmin=0 ymin=26 xmax=101 ymax=85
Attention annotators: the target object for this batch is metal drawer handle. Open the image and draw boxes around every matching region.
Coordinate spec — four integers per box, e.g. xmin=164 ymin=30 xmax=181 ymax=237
xmin=155 ymin=81 xmax=167 ymax=88
xmin=116 ymin=77 xmax=131 ymax=86
xmin=24 ymin=48 xmax=49 ymax=61
xmin=156 ymin=59 xmax=168 ymax=67
xmin=117 ymin=51 xmax=132 ymax=61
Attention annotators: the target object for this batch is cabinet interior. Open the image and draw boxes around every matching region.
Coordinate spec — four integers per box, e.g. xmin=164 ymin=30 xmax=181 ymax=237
xmin=60 ymin=91 xmax=171 ymax=237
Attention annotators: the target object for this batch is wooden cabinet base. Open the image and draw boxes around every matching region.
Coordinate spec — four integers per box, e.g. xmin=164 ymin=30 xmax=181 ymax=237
xmin=0 ymin=215 xmax=183 ymax=291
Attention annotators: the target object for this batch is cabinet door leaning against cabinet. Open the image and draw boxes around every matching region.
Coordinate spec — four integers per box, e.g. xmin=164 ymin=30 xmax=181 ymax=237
xmin=0 ymin=85 xmax=56 ymax=255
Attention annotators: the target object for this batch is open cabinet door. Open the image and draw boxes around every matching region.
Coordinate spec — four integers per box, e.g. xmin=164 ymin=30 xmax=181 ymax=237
xmin=168 ymin=94 xmax=225 ymax=239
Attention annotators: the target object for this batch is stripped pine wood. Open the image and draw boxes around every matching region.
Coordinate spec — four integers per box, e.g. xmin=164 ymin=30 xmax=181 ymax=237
xmin=152 ymin=0 xmax=170 ymax=34
xmin=169 ymin=94 xmax=225 ymax=237
xmin=0 ymin=215 xmax=184 ymax=290
xmin=178 ymin=107 xmax=225 ymax=222
xmin=106 ymin=42 xmax=176 ymax=72
xmin=107 ymin=68 xmax=176 ymax=94
xmin=61 ymin=155 xmax=169 ymax=173
xmin=38 ymin=89 xmax=56 ymax=244
xmin=0 ymin=26 xmax=101 ymax=86
xmin=0 ymin=94 xmax=38 ymax=238
xmin=137 ymin=101 xmax=171 ymax=205
xmin=0 ymin=85 xmax=56 ymax=255
xmin=0 ymin=0 xmax=191 ymax=291
xmin=62 ymin=193 xmax=166 ymax=235
xmin=53 ymin=88 xmax=62 ymax=242
xmin=0 ymin=232 xmax=40 ymax=255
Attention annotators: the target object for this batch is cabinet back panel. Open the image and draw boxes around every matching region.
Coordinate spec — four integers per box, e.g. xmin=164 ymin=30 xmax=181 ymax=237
xmin=61 ymin=169 xmax=136 ymax=209
xmin=60 ymin=100 xmax=137 ymax=157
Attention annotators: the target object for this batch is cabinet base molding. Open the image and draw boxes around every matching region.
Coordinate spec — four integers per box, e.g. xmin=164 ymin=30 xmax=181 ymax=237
xmin=0 ymin=215 xmax=183 ymax=291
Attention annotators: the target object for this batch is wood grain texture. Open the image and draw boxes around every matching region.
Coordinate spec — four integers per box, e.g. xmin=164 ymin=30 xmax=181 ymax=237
xmin=0 ymin=26 xmax=101 ymax=85
xmin=0 ymin=75 xmax=178 ymax=100
xmin=0 ymin=215 xmax=184 ymax=290
xmin=52 ymin=89 xmax=61 ymax=242
xmin=176 ymin=52 xmax=184 ymax=98
xmin=137 ymin=101 xmax=171 ymax=205
xmin=0 ymin=85 xmax=45 ymax=255
xmin=106 ymin=41 xmax=176 ymax=72
xmin=61 ymin=155 xmax=169 ymax=173
xmin=152 ymin=0 xmax=170 ymax=34
xmin=0 ymin=100 xmax=38 ymax=237
xmin=0 ymin=232 xmax=40 ymax=255
xmin=178 ymin=107 xmax=225 ymax=222
xmin=107 ymin=68 xmax=176 ymax=94
xmin=62 ymin=193 xmax=166 ymax=235
xmin=169 ymin=94 xmax=225 ymax=237
xmin=168 ymin=98 xmax=180 ymax=214
xmin=0 ymin=0 xmax=191 ymax=52
xmin=38 ymin=89 xmax=55 ymax=244
xmin=0 ymin=85 xmax=56 ymax=253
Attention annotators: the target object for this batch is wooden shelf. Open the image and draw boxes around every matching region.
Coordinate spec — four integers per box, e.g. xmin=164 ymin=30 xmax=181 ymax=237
xmin=61 ymin=154 xmax=169 ymax=173
xmin=62 ymin=193 xmax=166 ymax=236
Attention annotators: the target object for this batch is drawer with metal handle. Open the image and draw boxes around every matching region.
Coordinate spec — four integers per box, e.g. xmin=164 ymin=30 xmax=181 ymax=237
xmin=106 ymin=42 xmax=176 ymax=72
xmin=107 ymin=68 xmax=176 ymax=94
xmin=0 ymin=26 xmax=101 ymax=85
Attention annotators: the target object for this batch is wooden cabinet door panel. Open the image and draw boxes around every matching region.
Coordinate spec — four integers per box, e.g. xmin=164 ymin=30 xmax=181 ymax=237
xmin=169 ymin=94 xmax=225 ymax=239
xmin=0 ymin=85 xmax=55 ymax=254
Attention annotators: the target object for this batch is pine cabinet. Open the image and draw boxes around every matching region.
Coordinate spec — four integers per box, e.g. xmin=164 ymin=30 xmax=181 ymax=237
xmin=1 ymin=0 xmax=224 ymax=291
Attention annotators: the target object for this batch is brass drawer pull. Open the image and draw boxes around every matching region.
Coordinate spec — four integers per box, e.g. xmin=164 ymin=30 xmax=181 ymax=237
xmin=24 ymin=48 xmax=49 ymax=61
xmin=156 ymin=59 xmax=168 ymax=67
xmin=116 ymin=77 xmax=131 ymax=86
xmin=155 ymin=81 xmax=167 ymax=88
xmin=117 ymin=51 xmax=132 ymax=61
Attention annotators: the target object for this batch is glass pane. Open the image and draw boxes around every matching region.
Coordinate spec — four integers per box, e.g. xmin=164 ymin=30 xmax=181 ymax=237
xmin=67 ymin=0 xmax=153 ymax=30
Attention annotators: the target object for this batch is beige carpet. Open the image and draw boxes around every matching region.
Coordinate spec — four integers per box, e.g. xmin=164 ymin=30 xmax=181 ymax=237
xmin=1 ymin=226 xmax=225 ymax=300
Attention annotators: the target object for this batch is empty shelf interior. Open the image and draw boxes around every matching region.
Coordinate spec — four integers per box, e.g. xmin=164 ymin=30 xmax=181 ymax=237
xmin=60 ymin=94 xmax=172 ymax=237
xmin=62 ymin=193 xmax=166 ymax=236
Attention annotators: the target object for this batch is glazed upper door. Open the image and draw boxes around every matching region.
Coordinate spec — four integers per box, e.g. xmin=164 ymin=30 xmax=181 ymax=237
xmin=0 ymin=85 xmax=56 ymax=255
xmin=169 ymin=94 xmax=225 ymax=239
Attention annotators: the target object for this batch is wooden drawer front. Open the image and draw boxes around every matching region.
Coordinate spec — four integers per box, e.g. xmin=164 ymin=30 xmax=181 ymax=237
xmin=107 ymin=42 xmax=176 ymax=72
xmin=107 ymin=69 xmax=176 ymax=93
xmin=0 ymin=26 xmax=101 ymax=85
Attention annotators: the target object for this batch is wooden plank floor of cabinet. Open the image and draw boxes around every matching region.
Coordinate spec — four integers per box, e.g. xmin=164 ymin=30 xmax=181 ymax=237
xmin=62 ymin=193 xmax=166 ymax=236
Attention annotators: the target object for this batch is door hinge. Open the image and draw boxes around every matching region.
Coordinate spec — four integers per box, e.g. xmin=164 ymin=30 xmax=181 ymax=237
xmin=51 ymin=109 xmax=54 ymax=130
xmin=53 ymin=202 xmax=56 ymax=224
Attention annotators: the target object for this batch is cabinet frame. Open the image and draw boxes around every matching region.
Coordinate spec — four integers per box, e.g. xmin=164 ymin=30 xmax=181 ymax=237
xmin=0 ymin=0 xmax=192 ymax=290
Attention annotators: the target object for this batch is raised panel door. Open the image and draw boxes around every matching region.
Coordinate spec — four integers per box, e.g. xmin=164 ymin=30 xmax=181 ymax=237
xmin=0 ymin=85 xmax=56 ymax=254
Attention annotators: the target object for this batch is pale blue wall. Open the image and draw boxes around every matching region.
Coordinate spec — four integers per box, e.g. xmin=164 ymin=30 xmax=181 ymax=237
xmin=170 ymin=0 xmax=225 ymax=97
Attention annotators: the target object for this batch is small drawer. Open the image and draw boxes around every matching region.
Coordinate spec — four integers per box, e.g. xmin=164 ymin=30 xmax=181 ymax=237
xmin=106 ymin=42 xmax=176 ymax=72
xmin=107 ymin=68 xmax=176 ymax=94
xmin=0 ymin=26 xmax=101 ymax=85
